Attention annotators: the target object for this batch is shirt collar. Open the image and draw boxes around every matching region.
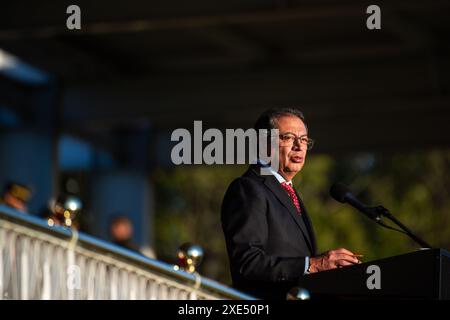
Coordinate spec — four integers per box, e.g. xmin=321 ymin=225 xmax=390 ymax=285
xmin=257 ymin=160 xmax=292 ymax=185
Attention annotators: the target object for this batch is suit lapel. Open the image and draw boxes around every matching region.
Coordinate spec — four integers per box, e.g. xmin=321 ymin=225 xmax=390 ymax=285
xmin=257 ymin=169 xmax=314 ymax=252
xmin=296 ymin=192 xmax=318 ymax=255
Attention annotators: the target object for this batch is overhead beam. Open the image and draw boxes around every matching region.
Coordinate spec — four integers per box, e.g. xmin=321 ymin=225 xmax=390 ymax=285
xmin=193 ymin=27 xmax=268 ymax=60
xmin=1 ymin=1 xmax=449 ymax=40
xmin=61 ymin=57 xmax=439 ymax=123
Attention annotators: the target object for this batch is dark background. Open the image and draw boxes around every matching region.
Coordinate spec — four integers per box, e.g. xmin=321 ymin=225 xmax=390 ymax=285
xmin=0 ymin=0 xmax=449 ymax=284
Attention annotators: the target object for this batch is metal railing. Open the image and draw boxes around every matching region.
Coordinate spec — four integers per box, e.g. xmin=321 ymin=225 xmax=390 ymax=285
xmin=0 ymin=205 xmax=254 ymax=300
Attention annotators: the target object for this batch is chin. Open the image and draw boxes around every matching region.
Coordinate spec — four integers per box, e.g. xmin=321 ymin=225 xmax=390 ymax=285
xmin=287 ymin=163 xmax=303 ymax=173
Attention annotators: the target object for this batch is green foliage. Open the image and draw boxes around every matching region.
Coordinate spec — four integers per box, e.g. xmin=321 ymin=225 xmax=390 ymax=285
xmin=152 ymin=165 xmax=246 ymax=283
xmin=152 ymin=149 xmax=450 ymax=285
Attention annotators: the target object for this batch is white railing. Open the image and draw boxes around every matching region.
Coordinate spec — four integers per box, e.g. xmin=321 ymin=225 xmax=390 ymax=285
xmin=0 ymin=205 xmax=254 ymax=300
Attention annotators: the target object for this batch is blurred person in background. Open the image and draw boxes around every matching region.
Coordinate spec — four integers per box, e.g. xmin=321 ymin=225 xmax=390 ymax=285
xmin=0 ymin=181 xmax=33 ymax=213
xmin=109 ymin=215 xmax=140 ymax=252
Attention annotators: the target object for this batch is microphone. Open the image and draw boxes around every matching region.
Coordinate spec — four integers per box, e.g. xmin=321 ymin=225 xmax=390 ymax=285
xmin=329 ymin=182 xmax=432 ymax=248
xmin=329 ymin=183 xmax=380 ymax=221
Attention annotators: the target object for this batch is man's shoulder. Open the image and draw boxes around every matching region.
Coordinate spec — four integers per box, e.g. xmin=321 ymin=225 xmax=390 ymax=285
xmin=234 ymin=165 xmax=265 ymax=185
xmin=222 ymin=166 xmax=270 ymax=201
xmin=221 ymin=167 xmax=269 ymax=212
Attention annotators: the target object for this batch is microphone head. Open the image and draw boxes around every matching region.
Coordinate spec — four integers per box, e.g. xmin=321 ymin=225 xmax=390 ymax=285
xmin=330 ymin=183 xmax=351 ymax=203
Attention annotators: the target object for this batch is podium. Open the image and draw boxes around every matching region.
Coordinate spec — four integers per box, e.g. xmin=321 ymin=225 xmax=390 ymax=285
xmin=297 ymin=248 xmax=450 ymax=299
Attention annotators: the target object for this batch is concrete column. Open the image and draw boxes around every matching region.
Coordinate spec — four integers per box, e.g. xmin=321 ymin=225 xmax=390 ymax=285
xmin=0 ymin=130 xmax=55 ymax=214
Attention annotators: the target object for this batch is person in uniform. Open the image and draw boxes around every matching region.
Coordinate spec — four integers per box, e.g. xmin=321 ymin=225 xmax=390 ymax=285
xmin=0 ymin=182 xmax=33 ymax=213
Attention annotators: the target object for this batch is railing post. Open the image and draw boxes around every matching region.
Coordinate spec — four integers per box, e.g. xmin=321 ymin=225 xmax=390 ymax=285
xmin=20 ymin=237 xmax=31 ymax=300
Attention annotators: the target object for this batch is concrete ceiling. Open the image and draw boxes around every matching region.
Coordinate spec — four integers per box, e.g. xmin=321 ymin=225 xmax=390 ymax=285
xmin=0 ymin=0 xmax=449 ymax=154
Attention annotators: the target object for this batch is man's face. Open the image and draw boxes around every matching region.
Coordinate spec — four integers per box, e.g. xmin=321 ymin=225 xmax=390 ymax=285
xmin=275 ymin=115 xmax=308 ymax=179
xmin=111 ymin=219 xmax=133 ymax=241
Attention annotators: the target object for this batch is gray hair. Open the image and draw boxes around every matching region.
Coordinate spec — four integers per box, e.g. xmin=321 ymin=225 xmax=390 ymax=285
xmin=254 ymin=107 xmax=307 ymax=132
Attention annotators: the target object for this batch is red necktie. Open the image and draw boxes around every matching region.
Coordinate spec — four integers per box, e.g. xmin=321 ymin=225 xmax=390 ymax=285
xmin=281 ymin=182 xmax=301 ymax=214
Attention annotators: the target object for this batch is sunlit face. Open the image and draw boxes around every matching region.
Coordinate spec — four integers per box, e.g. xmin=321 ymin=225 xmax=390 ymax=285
xmin=3 ymin=192 xmax=27 ymax=212
xmin=275 ymin=115 xmax=308 ymax=181
xmin=111 ymin=219 xmax=133 ymax=241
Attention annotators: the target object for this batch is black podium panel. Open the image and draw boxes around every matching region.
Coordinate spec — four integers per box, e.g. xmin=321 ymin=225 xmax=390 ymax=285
xmin=297 ymin=249 xmax=450 ymax=299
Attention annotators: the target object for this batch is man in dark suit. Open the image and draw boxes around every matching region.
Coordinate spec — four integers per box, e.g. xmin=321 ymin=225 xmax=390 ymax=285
xmin=221 ymin=107 xmax=361 ymax=299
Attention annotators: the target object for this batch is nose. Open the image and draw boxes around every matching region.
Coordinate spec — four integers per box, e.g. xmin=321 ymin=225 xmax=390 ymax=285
xmin=292 ymin=138 xmax=302 ymax=151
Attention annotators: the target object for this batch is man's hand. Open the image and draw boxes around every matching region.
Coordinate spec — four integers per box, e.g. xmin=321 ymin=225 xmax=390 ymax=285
xmin=308 ymin=248 xmax=362 ymax=273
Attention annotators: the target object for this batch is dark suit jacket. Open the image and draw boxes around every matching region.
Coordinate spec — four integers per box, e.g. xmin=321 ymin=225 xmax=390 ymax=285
xmin=221 ymin=165 xmax=317 ymax=299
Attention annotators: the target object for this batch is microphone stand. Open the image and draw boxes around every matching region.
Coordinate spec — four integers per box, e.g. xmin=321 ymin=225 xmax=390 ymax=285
xmin=369 ymin=205 xmax=432 ymax=249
